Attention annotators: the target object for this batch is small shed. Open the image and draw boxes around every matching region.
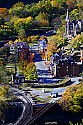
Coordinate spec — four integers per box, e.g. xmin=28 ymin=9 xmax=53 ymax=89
xmin=13 ymin=73 xmax=25 ymax=84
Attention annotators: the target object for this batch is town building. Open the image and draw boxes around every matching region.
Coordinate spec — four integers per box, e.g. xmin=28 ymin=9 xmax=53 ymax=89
xmin=50 ymin=53 xmax=79 ymax=77
xmin=49 ymin=46 xmax=83 ymax=77
xmin=64 ymin=9 xmax=83 ymax=40
xmin=4 ymin=42 xmax=29 ymax=54
xmin=13 ymin=73 xmax=25 ymax=84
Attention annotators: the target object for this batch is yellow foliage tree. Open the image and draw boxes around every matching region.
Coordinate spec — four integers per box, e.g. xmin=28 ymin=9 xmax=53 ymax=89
xmin=47 ymin=41 xmax=57 ymax=60
xmin=59 ymin=82 xmax=83 ymax=113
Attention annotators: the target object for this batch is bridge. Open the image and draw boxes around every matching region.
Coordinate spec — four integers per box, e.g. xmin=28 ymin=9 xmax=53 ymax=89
xmin=20 ymin=102 xmax=57 ymax=125
xmin=20 ymin=101 xmax=83 ymax=125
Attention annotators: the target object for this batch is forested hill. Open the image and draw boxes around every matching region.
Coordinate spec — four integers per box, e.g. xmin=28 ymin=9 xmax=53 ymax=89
xmin=0 ymin=0 xmax=39 ymax=8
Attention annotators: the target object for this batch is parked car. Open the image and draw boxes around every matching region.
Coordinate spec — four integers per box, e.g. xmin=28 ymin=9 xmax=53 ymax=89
xmin=51 ymin=92 xmax=58 ymax=98
xmin=51 ymin=92 xmax=62 ymax=98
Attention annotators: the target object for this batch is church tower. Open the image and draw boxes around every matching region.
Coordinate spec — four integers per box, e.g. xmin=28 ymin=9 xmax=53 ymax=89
xmin=65 ymin=9 xmax=70 ymax=35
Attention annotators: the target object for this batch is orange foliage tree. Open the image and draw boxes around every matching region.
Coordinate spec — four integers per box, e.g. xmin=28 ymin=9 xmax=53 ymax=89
xmin=46 ymin=41 xmax=57 ymax=60
xmin=66 ymin=0 xmax=77 ymax=9
xmin=0 ymin=8 xmax=9 ymax=17
xmin=29 ymin=53 xmax=35 ymax=62
xmin=20 ymin=45 xmax=29 ymax=61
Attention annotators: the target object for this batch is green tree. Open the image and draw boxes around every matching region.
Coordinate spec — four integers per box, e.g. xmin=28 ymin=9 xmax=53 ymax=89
xmin=71 ymin=34 xmax=83 ymax=49
xmin=0 ymin=86 xmax=9 ymax=98
xmin=0 ymin=14 xmax=4 ymax=28
xmin=25 ymin=3 xmax=39 ymax=18
xmin=0 ymin=85 xmax=9 ymax=121
xmin=14 ymin=16 xmax=33 ymax=33
xmin=70 ymin=9 xmax=79 ymax=20
xmin=0 ymin=100 xmax=8 ymax=121
xmin=35 ymin=12 xmax=49 ymax=27
xmin=0 ymin=46 xmax=10 ymax=59
xmin=0 ymin=61 xmax=11 ymax=84
xmin=9 ymin=2 xmax=25 ymax=17
xmin=18 ymin=28 xmax=26 ymax=41
xmin=51 ymin=0 xmax=59 ymax=8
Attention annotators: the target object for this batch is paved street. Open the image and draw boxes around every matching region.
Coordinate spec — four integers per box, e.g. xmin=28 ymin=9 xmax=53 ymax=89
xmin=33 ymin=44 xmax=61 ymax=84
xmin=29 ymin=43 xmax=82 ymax=103
xmin=10 ymin=87 xmax=33 ymax=125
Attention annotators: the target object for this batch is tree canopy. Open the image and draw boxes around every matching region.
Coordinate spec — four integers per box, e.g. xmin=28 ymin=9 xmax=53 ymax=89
xmin=59 ymin=82 xmax=83 ymax=113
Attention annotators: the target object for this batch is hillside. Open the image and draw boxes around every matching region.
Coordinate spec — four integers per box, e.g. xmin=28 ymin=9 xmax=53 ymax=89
xmin=0 ymin=0 xmax=39 ymax=8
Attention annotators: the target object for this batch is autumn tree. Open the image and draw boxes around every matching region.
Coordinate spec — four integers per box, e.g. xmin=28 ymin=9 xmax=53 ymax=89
xmin=27 ymin=35 xmax=39 ymax=43
xmin=0 ymin=8 xmax=9 ymax=18
xmin=20 ymin=45 xmax=29 ymax=61
xmin=70 ymin=34 xmax=83 ymax=49
xmin=47 ymin=41 xmax=57 ymax=60
xmin=19 ymin=61 xmax=38 ymax=80
xmin=18 ymin=28 xmax=26 ymax=41
xmin=0 ymin=86 xmax=9 ymax=98
xmin=59 ymin=83 xmax=83 ymax=113
xmin=77 ymin=0 xmax=83 ymax=19
xmin=14 ymin=16 xmax=33 ymax=33
xmin=23 ymin=62 xmax=37 ymax=80
xmin=51 ymin=0 xmax=59 ymax=8
xmin=66 ymin=0 xmax=77 ymax=10
xmin=35 ymin=12 xmax=49 ymax=27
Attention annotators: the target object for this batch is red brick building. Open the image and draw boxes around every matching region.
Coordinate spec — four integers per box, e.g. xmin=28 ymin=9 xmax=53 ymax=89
xmin=57 ymin=60 xmax=79 ymax=77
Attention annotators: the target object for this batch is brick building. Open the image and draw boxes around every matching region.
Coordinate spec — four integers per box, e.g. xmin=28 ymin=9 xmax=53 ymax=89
xmin=57 ymin=60 xmax=79 ymax=77
xmin=50 ymin=53 xmax=79 ymax=77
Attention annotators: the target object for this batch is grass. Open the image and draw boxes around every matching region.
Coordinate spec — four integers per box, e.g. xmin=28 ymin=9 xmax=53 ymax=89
xmin=0 ymin=96 xmax=11 ymax=101
xmin=36 ymin=96 xmax=51 ymax=103
xmin=43 ymin=96 xmax=51 ymax=103
xmin=37 ymin=97 xmax=44 ymax=101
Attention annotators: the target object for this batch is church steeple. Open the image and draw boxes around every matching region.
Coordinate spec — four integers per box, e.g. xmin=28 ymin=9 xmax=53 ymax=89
xmin=65 ymin=9 xmax=70 ymax=35
xmin=66 ymin=9 xmax=70 ymax=22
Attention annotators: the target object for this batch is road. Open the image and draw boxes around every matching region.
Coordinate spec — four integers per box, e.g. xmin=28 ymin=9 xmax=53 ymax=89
xmin=33 ymin=44 xmax=62 ymax=84
xmin=10 ymin=87 xmax=33 ymax=125
xmin=33 ymin=43 xmax=82 ymax=85
xmin=30 ymin=43 xmax=82 ymax=102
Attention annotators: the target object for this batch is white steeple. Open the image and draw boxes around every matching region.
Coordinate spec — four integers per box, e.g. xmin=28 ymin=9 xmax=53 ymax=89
xmin=66 ymin=9 xmax=69 ymax=22
xmin=65 ymin=9 xmax=70 ymax=35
